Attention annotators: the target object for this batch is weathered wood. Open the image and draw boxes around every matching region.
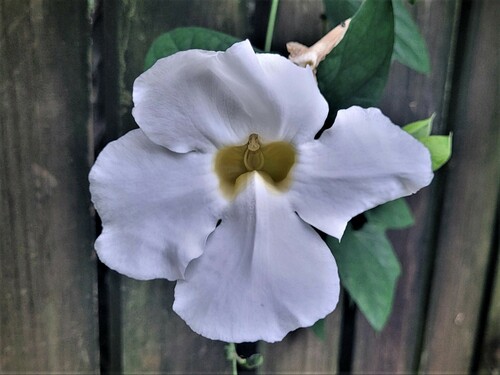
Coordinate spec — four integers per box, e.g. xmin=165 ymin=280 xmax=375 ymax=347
xmin=258 ymin=2 xmax=342 ymax=373
xmin=350 ymin=0 xmax=463 ymax=372
xmin=0 ymin=0 xmax=99 ymax=372
xmin=272 ymin=0 xmax=326 ymax=54
xmin=97 ymin=0 xmax=250 ymax=372
xmin=0 ymin=0 xmax=497 ymax=373
xmin=122 ymin=279 xmax=233 ymax=373
xmin=478 ymin=242 xmax=500 ymax=373
xmin=419 ymin=0 xmax=500 ymax=371
xmin=101 ymin=0 xmax=251 ymax=142
xmin=259 ymin=302 xmax=342 ymax=374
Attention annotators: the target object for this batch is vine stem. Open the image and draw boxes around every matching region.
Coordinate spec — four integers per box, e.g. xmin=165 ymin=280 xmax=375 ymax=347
xmin=232 ymin=355 xmax=238 ymax=375
xmin=227 ymin=343 xmax=238 ymax=375
xmin=264 ymin=0 xmax=280 ymax=52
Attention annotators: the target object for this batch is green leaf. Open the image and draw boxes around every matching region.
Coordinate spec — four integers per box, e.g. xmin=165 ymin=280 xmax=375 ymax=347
xmin=365 ymin=198 xmax=414 ymax=229
xmin=327 ymin=197 xmax=414 ymax=330
xmin=419 ymin=134 xmax=453 ymax=171
xmin=322 ymin=0 xmax=430 ymax=74
xmin=403 ymin=115 xmax=452 ymax=171
xmin=392 ymin=0 xmax=430 ymax=74
xmin=311 ymin=318 xmax=326 ymax=340
xmin=323 ymin=0 xmax=362 ymax=26
xmin=240 ymin=353 xmax=264 ymax=369
xmin=327 ymin=224 xmax=401 ymax=330
xmin=318 ymin=0 xmax=394 ymax=115
xmin=144 ymin=27 xmax=240 ymax=71
xmin=402 ymin=113 xmax=434 ymax=139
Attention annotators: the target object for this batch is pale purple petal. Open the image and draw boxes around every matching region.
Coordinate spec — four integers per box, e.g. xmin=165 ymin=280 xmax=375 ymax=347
xmin=90 ymin=129 xmax=226 ymax=280
xmin=132 ymin=40 xmax=327 ymax=153
xmin=289 ymin=107 xmax=433 ymax=239
xmin=174 ymin=172 xmax=339 ymax=343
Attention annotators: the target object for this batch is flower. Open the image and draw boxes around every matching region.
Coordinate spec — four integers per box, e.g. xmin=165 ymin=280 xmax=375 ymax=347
xmin=89 ymin=40 xmax=433 ymax=343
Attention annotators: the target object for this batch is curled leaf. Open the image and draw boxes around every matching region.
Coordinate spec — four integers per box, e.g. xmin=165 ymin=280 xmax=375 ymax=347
xmin=419 ymin=135 xmax=453 ymax=171
xmin=403 ymin=113 xmax=434 ymax=139
xmin=403 ymin=115 xmax=452 ymax=171
xmin=287 ymin=19 xmax=351 ymax=73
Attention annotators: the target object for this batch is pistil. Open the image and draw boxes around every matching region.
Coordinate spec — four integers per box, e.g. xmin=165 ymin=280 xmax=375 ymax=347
xmin=214 ymin=133 xmax=296 ymax=199
xmin=243 ymin=134 xmax=265 ymax=171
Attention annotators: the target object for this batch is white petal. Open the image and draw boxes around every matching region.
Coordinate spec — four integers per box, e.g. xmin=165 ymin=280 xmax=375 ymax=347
xmin=132 ymin=40 xmax=327 ymax=153
xmin=289 ymin=107 xmax=434 ymax=239
xmin=255 ymin=53 xmax=328 ymax=144
xmin=89 ymin=129 xmax=226 ymax=280
xmin=173 ymin=172 xmax=339 ymax=343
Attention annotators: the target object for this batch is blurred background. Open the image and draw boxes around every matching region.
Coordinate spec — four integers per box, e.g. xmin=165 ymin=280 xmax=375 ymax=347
xmin=0 ymin=0 xmax=498 ymax=373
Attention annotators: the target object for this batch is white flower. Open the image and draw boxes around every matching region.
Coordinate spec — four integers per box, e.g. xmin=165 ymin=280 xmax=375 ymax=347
xmin=89 ymin=40 xmax=433 ymax=343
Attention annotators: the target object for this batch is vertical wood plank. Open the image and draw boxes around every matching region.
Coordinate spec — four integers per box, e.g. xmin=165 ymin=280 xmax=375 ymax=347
xmin=419 ymin=0 xmax=500 ymax=371
xmin=120 ymin=2 xmax=250 ymax=370
xmin=350 ymin=0 xmax=462 ymax=372
xmin=258 ymin=2 xmax=342 ymax=373
xmin=259 ymin=304 xmax=342 ymax=374
xmin=478 ymin=242 xmax=500 ymax=373
xmin=272 ymin=0 xmax=326 ymax=54
xmin=97 ymin=0 xmax=250 ymax=372
xmin=0 ymin=0 xmax=99 ymax=372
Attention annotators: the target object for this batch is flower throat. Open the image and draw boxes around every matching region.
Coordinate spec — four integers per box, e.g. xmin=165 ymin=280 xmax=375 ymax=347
xmin=214 ymin=133 xmax=296 ymax=199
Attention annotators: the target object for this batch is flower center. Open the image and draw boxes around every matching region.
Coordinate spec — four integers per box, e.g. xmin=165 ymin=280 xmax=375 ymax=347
xmin=214 ymin=134 xmax=296 ymax=199
xmin=243 ymin=133 xmax=265 ymax=171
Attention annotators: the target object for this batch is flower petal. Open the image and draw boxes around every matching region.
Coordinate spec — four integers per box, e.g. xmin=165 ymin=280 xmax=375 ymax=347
xmin=89 ymin=129 xmax=226 ymax=280
xmin=173 ymin=172 xmax=339 ymax=343
xmin=255 ymin=53 xmax=329 ymax=144
xmin=133 ymin=40 xmax=327 ymax=153
xmin=289 ymin=107 xmax=434 ymax=239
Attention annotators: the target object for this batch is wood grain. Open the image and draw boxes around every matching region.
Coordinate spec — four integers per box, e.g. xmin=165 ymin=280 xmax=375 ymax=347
xmin=0 ymin=0 xmax=98 ymax=372
xmin=259 ymin=304 xmax=342 ymax=374
xmin=350 ymin=1 xmax=463 ymax=372
xmin=272 ymin=0 xmax=326 ymax=54
xmin=478 ymin=242 xmax=500 ymax=373
xmin=258 ymin=2 xmax=342 ymax=374
xmin=418 ymin=0 xmax=500 ymax=371
xmin=97 ymin=0 xmax=250 ymax=372
xmin=2 ymin=0 xmax=496 ymax=372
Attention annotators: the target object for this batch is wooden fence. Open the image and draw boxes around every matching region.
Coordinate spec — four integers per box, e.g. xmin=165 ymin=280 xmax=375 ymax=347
xmin=1 ymin=0 xmax=498 ymax=373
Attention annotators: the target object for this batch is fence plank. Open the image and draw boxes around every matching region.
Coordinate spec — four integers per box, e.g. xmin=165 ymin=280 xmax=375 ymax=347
xmin=350 ymin=1 xmax=462 ymax=372
xmin=478 ymin=245 xmax=500 ymax=373
xmin=0 ymin=0 xmax=99 ymax=372
xmin=419 ymin=0 xmax=500 ymax=371
xmin=259 ymin=306 xmax=342 ymax=374
xmin=97 ymin=0 xmax=250 ymax=372
xmin=258 ymin=2 xmax=342 ymax=373
xmin=272 ymin=0 xmax=326 ymax=53
xmin=119 ymin=2 xmax=250 ymax=371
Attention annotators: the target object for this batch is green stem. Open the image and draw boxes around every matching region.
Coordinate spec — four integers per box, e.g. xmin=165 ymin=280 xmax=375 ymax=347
xmin=264 ymin=0 xmax=280 ymax=52
xmin=227 ymin=343 xmax=238 ymax=375
xmin=226 ymin=342 xmax=263 ymax=373
xmin=232 ymin=356 xmax=238 ymax=375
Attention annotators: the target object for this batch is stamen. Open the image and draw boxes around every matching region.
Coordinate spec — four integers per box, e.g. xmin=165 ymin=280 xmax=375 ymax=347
xmin=247 ymin=133 xmax=261 ymax=151
xmin=244 ymin=134 xmax=265 ymax=171
xmin=214 ymin=134 xmax=296 ymax=199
